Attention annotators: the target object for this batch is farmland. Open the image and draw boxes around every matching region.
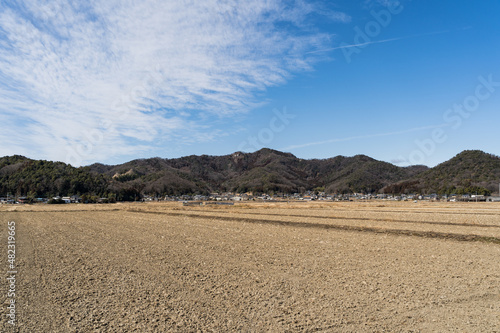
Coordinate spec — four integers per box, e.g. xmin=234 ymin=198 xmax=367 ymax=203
xmin=1 ymin=202 xmax=499 ymax=332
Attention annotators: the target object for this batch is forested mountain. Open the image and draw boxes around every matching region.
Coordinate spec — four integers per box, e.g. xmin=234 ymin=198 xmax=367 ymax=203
xmin=88 ymin=148 xmax=426 ymax=195
xmin=0 ymin=155 xmax=108 ymax=198
xmin=382 ymin=150 xmax=500 ymax=195
xmin=1 ymin=149 xmax=499 ymax=199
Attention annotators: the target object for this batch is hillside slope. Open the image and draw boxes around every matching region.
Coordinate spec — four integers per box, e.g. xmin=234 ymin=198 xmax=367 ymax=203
xmin=89 ymin=148 xmax=427 ymax=195
xmin=2 ymin=149 xmax=498 ymax=197
xmin=382 ymin=150 xmax=500 ymax=195
xmin=0 ymin=156 xmax=109 ymax=197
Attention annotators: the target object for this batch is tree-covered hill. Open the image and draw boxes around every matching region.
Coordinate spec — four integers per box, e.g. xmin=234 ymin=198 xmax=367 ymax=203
xmin=2 ymin=149 xmax=498 ymax=199
xmin=382 ymin=150 xmax=500 ymax=195
xmin=0 ymin=156 xmax=110 ymax=198
xmin=89 ymin=148 xmax=426 ymax=195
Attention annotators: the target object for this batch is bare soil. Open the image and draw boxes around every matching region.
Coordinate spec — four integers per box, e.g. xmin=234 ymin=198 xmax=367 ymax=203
xmin=1 ymin=202 xmax=499 ymax=332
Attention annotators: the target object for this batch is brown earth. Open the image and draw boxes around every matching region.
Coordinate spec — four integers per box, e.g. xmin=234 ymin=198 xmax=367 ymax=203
xmin=1 ymin=201 xmax=499 ymax=332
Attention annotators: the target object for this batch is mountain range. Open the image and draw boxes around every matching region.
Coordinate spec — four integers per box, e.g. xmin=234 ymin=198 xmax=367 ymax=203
xmin=0 ymin=149 xmax=499 ymax=199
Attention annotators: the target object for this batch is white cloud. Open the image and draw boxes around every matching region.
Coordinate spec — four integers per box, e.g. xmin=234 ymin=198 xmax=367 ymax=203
xmin=0 ymin=0 xmax=342 ymax=165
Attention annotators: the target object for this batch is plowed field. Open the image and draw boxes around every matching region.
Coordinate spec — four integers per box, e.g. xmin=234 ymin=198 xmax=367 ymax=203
xmin=1 ymin=201 xmax=499 ymax=332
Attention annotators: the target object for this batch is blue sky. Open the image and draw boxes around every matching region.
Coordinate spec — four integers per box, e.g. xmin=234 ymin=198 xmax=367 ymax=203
xmin=1 ymin=0 xmax=499 ymax=167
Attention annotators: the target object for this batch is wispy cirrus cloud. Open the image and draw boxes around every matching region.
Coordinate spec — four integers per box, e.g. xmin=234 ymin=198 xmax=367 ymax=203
xmin=281 ymin=124 xmax=451 ymax=151
xmin=307 ymin=29 xmax=471 ymax=55
xmin=0 ymin=0 xmax=345 ymax=165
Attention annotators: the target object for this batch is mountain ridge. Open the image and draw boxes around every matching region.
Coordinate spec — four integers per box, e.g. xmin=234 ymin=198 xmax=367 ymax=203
xmin=1 ymin=149 xmax=499 ymax=199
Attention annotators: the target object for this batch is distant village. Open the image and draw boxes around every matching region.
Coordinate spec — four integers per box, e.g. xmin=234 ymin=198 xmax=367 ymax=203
xmin=2 ymin=191 xmax=500 ymax=205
